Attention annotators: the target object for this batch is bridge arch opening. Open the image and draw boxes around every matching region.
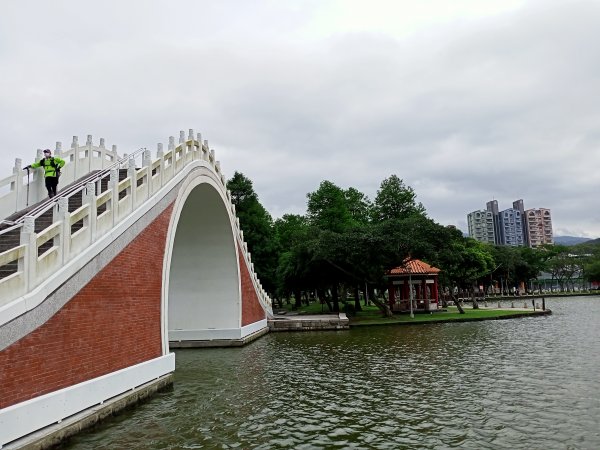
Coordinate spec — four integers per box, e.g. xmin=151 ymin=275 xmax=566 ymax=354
xmin=163 ymin=178 xmax=241 ymax=348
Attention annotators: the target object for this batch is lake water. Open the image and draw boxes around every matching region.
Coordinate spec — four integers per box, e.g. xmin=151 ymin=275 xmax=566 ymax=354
xmin=65 ymin=296 xmax=600 ymax=449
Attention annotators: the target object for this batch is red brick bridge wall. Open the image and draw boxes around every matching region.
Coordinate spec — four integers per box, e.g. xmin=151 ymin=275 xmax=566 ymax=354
xmin=0 ymin=204 xmax=173 ymax=409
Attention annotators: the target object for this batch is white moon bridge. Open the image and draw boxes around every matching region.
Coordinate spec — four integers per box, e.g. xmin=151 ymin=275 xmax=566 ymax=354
xmin=0 ymin=129 xmax=272 ymax=447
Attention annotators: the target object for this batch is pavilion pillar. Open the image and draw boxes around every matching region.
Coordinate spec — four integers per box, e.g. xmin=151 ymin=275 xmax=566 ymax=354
xmin=433 ymin=277 xmax=439 ymax=302
xmin=388 ymin=280 xmax=395 ymax=307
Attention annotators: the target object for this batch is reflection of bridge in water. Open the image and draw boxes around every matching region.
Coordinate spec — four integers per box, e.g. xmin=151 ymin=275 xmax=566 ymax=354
xmin=0 ymin=130 xmax=272 ymax=448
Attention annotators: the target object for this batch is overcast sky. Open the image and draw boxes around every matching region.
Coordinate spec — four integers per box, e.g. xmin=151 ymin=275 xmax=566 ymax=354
xmin=1 ymin=0 xmax=599 ymax=237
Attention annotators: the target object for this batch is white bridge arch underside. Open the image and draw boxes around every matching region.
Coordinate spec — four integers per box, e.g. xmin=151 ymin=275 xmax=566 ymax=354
xmin=165 ymin=176 xmax=242 ymax=344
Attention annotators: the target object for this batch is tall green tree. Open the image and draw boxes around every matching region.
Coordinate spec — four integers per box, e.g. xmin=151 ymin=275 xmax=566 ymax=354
xmin=306 ymin=180 xmax=356 ymax=233
xmin=227 ymin=172 xmax=277 ymax=292
xmin=344 ymin=187 xmax=373 ymax=226
xmin=372 ymin=175 xmax=425 ymax=223
xmin=273 ymin=214 xmax=311 ymax=306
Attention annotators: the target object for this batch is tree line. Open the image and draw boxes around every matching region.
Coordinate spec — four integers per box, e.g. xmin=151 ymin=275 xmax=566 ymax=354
xmin=227 ymin=172 xmax=600 ymax=315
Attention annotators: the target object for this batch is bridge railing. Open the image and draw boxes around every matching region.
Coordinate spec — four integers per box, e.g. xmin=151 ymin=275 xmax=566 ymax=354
xmin=0 ymin=136 xmax=123 ymax=219
xmin=0 ymin=130 xmax=272 ymax=319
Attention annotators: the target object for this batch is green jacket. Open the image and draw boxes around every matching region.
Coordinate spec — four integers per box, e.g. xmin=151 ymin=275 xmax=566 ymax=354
xmin=31 ymin=157 xmax=66 ymax=178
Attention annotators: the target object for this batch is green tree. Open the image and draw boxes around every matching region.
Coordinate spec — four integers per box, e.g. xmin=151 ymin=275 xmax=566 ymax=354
xmin=543 ymin=245 xmax=576 ymax=291
xmin=306 ymin=180 xmax=355 ymax=233
xmin=227 ymin=172 xmax=277 ymax=292
xmin=372 ymin=175 xmax=425 ymax=223
xmin=344 ymin=187 xmax=373 ymax=226
xmin=273 ymin=214 xmax=310 ymax=306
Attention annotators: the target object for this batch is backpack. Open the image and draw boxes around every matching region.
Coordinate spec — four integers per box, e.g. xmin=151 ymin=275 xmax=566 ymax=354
xmin=40 ymin=157 xmax=61 ymax=178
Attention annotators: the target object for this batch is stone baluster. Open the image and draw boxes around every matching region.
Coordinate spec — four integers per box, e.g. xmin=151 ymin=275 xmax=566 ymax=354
xmin=157 ymin=143 xmax=164 ymax=189
xmin=83 ymin=182 xmax=97 ymax=244
xmin=187 ymin=129 xmax=195 ymax=161
xmin=109 ymin=168 xmax=119 ymax=225
xmin=86 ymin=135 xmax=93 ymax=173
xmin=112 ymin=145 xmax=118 ymax=166
xmin=202 ymin=140 xmax=209 ymax=160
xmin=168 ymin=136 xmax=175 ymax=174
xmin=195 ymin=133 xmax=202 ymax=159
xmin=128 ymin=157 xmax=137 ymax=211
xmin=71 ymin=136 xmax=79 ymax=179
xmin=13 ymin=158 xmax=23 ymax=210
xmin=55 ymin=197 xmax=70 ymax=264
xmin=20 ymin=216 xmax=37 ymax=290
xmin=141 ymin=150 xmax=151 ymax=202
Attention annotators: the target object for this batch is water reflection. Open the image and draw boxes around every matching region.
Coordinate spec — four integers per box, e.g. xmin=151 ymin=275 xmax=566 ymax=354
xmin=65 ymin=297 xmax=600 ymax=449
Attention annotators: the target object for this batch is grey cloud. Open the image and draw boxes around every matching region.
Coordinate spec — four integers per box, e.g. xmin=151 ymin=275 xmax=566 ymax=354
xmin=1 ymin=0 xmax=599 ymax=237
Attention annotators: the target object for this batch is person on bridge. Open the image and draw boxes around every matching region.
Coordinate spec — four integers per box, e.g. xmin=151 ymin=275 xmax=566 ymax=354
xmin=25 ymin=149 xmax=66 ymax=198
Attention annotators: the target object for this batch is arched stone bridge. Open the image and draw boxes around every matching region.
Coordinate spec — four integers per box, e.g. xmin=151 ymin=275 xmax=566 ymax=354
xmin=0 ymin=130 xmax=272 ymax=447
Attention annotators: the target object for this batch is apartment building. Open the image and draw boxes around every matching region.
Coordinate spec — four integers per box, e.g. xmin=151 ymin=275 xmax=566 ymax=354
xmin=512 ymin=199 xmax=530 ymax=247
xmin=525 ymin=208 xmax=554 ymax=247
xmin=467 ymin=200 xmax=552 ymax=247
xmin=499 ymin=208 xmax=524 ymax=246
xmin=467 ymin=210 xmax=496 ymax=244
xmin=486 ymin=200 xmax=502 ymax=245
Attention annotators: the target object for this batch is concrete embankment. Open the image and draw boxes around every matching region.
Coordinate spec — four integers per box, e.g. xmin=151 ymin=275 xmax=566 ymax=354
xmin=268 ymin=313 xmax=349 ymax=331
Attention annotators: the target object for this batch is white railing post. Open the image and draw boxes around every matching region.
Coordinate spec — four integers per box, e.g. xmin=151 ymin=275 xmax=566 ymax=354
xmin=54 ymin=197 xmax=69 ymax=264
xmin=175 ymin=131 xmax=185 ymax=174
xmin=195 ymin=132 xmax=202 ymax=160
xmin=128 ymin=157 xmax=136 ymax=213
xmin=203 ymin=140 xmax=209 ymax=161
xmin=187 ymin=129 xmax=194 ymax=163
xmin=20 ymin=216 xmax=36 ymax=291
xmin=84 ymin=182 xmax=97 ymax=244
xmin=33 ymin=148 xmax=45 ymax=203
xmin=13 ymin=158 xmax=23 ymax=211
xmin=109 ymin=168 xmax=119 ymax=226
xmin=86 ymin=135 xmax=93 ymax=174
xmin=71 ymin=136 xmax=79 ymax=180
xmin=157 ymin=143 xmax=164 ymax=189
xmin=142 ymin=149 xmax=151 ymax=203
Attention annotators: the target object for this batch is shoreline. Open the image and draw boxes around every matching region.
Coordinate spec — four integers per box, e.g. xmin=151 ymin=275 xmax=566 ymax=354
xmin=349 ymin=308 xmax=552 ymax=327
xmin=460 ymin=292 xmax=599 ymax=302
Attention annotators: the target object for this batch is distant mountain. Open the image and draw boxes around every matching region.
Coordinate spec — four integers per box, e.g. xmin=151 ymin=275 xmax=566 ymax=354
xmin=554 ymin=236 xmax=593 ymax=245
xmin=578 ymin=237 xmax=600 ymax=246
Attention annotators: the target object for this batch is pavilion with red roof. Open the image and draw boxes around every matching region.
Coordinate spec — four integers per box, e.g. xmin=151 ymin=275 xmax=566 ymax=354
xmin=386 ymin=259 xmax=441 ymax=313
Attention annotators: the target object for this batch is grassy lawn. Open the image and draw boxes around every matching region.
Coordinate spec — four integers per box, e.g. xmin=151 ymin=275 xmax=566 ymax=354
xmin=350 ymin=306 xmax=541 ymax=326
xmin=274 ymin=301 xmax=543 ymax=326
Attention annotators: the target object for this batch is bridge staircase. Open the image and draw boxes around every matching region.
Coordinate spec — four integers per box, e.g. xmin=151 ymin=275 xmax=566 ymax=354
xmin=0 ymin=130 xmax=272 ymax=325
xmin=0 ymin=130 xmax=274 ymax=449
xmin=1 ymin=164 xmax=131 ymax=281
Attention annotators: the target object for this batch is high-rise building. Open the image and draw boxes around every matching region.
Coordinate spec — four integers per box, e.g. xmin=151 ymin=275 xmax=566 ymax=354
xmin=485 ymin=200 xmax=502 ymax=245
xmin=467 ymin=200 xmax=553 ymax=248
xmin=499 ymin=208 xmax=524 ymax=246
xmin=512 ymin=199 xmax=530 ymax=247
xmin=525 ymin=208 xmax=553 ymax=247
xmin=467 ymin=210 xmax=496 ymax=244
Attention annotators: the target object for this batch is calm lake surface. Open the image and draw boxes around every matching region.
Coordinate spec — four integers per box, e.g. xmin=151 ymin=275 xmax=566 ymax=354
xmin=65 ymin=296 xmax=600 ymax=449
